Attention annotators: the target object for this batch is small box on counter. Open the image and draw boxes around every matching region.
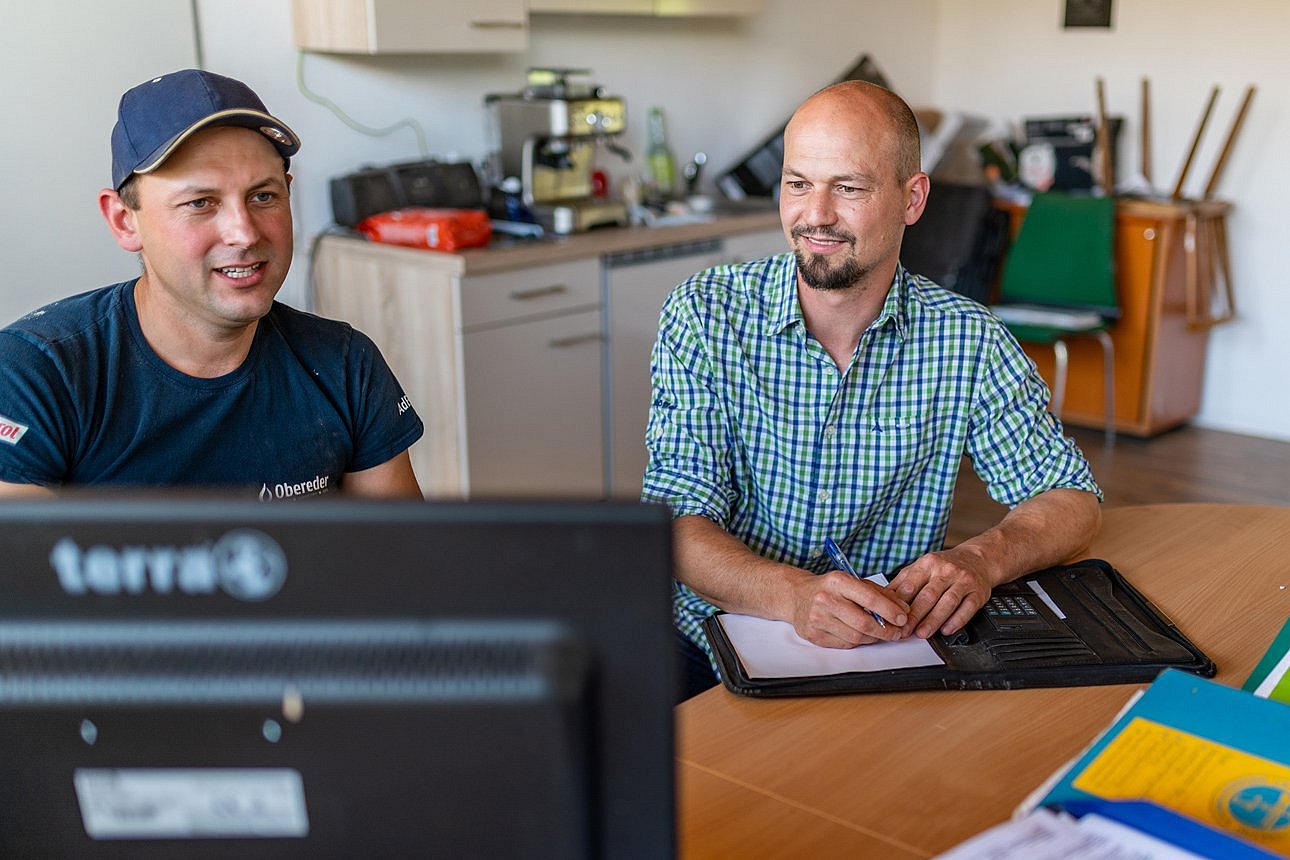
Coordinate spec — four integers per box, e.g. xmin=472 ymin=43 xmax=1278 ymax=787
xmin=356 ymin=208 xmax=493 ymax=252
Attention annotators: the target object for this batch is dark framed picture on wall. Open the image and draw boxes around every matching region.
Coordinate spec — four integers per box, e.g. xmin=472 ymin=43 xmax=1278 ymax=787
xmin=1064 ymin=0 xmax=1113 ymax=28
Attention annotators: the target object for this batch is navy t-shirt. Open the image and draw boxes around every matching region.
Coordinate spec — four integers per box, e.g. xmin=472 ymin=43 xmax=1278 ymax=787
xmin=0 ymin=280 xmax=424 ymax=498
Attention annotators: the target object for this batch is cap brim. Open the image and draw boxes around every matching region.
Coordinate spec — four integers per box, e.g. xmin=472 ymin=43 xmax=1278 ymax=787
xmin=131 ymin=108 xmax=300 ymax=178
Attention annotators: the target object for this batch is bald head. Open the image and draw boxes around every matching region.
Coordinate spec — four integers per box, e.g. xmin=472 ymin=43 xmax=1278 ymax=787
xmin=786 ymin=81 xmax=922 ymax=184
xmin=778 ymin=79 xmax=930 ymax=299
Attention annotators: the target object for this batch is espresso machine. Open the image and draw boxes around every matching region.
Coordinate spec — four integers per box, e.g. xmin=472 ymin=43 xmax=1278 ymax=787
xmin=486 ymin=69 xmax=629 ymax=234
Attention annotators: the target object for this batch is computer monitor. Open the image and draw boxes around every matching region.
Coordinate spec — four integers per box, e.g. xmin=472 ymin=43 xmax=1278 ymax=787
xmin=0 ymin=497 xmax=676 ymax=858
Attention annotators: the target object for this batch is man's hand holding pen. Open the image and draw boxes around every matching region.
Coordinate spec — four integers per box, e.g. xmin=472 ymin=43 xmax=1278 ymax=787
xmin=817 ymin=537 xmax=995 ymax=646
xmin=782 ymin=538 xmax=908 ymax=649
xmin=787 ymin=571 xmax=910 ymax=648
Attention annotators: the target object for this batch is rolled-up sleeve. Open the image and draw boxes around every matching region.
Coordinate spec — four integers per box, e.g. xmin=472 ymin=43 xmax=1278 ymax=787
xmin=641 ymin=286 xmax=737 ymax=525
xmin=966 ymin=323 xmax=1102 ymax=506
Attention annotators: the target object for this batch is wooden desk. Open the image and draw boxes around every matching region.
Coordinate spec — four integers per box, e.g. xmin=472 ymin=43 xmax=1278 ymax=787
xmin=675 ymin=504 xmax=1290 ymax=858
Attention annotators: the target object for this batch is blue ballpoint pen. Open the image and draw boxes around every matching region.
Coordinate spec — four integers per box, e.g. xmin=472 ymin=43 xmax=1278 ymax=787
xmin=823 ymin=537 xmax=886 ymax=628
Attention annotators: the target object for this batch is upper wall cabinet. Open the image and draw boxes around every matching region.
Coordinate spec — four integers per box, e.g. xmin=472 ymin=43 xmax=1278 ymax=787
xmin=292 ymin=0 xmax=528 ymax=53
xmin=529 ymin=0 xmax=762 ymax=15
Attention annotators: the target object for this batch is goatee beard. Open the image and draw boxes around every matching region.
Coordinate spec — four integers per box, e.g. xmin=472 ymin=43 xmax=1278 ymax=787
xmin=791 ymin=227 xmax=866 ymax=291
xmin=793 ymin=249 xmax=869 ymax=292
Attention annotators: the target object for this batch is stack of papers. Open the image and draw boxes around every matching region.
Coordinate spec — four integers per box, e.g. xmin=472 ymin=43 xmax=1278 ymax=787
xmin=936 ymin=806 xmax=1210 ymax=860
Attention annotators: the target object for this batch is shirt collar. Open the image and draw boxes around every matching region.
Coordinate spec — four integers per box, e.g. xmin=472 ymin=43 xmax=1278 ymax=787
xmin=766 ymin=255 xmax=801 ymax=336
xmin=767 ymin=260 xmax=913 ymax=340
xmin=876 ymin=265 xmax=912 ymax=340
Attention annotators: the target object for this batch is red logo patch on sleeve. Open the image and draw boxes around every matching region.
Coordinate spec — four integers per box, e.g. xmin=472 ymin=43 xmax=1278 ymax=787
xmin=0 ymin=415 xmax=29 ymax=445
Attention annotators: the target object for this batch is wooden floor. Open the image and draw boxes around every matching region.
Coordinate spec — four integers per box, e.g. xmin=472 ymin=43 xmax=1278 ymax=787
xmin=946 ymin=425 xmax=1290 ymax=546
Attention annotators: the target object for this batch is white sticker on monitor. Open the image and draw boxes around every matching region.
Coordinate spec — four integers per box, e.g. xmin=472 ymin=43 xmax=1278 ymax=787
xmin=74 ymin=768 xmax=309 ymax=840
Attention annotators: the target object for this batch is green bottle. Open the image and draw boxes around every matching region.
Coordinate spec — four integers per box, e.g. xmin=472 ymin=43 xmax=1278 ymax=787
xmin=647 ymin=107 xmax=676 ymax=200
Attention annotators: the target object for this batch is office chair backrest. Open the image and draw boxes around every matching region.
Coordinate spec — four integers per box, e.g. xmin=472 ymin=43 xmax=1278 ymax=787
xmin=901 ymin=181 xmax=1009 ymax=305
xmin=999 ymin=192 xmax=1117 ymax=317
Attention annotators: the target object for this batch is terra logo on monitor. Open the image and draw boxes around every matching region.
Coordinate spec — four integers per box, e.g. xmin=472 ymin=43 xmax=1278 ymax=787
xmin=48 ymin=530 xmax=288 ymax=601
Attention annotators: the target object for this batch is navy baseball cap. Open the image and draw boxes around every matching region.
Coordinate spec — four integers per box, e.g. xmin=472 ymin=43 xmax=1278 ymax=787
xmin=110 ymin=69 xmax=300 ymax=189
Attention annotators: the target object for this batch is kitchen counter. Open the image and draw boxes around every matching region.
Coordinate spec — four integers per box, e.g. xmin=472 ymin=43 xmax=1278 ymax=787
xmin=320 ymin=206 xmax=784 ymax=277
xmin=312 ymin=206 xmax=786 ymax=498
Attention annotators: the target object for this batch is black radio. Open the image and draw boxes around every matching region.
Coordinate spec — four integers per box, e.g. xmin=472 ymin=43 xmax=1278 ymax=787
xmin=329 ymin=160 xmax=484 ymax=227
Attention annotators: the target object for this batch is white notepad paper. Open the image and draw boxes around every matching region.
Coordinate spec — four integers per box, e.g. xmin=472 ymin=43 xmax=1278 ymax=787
xmin=715 ymin=613 xmax=945 ymax=679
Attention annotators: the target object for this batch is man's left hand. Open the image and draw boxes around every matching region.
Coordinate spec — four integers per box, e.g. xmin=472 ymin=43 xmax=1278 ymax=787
xmin=889 ymin=546 xmax=994 ymax=639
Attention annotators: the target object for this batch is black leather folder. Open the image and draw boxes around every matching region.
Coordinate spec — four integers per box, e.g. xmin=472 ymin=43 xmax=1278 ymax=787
xmin=702 ymin=559 xmax=1215 ymax=697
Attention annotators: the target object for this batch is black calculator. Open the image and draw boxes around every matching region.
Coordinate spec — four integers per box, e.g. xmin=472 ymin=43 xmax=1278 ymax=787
xmin=983 ymin=593 xmax=1055 ymax=633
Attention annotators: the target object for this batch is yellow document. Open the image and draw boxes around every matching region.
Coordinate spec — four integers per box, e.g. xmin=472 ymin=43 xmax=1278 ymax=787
xmin=1073 ymin=716 xmax=1290 ymax=853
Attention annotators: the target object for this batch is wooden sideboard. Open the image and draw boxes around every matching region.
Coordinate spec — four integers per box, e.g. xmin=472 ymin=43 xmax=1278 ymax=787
xmin=1002 ymin=198 xmax=1233 ymax=437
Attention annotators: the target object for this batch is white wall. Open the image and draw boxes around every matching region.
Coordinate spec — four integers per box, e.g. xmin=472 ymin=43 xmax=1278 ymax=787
xmin=929 ymin=0 xmax=1289 ymax=440
xmin=0 ymin=2 xmax=197 ymax=325
xmin=192 ymin=0 xmax=938 ymax=310
xmin=6 ymin=0 xmax=1286 ymax=441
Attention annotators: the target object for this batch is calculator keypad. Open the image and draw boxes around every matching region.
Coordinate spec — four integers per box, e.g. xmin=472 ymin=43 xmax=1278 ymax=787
xmin=982 ymin=593 xmax=1053 ymax=633
xmin=987 ymin=595 xmax=1038 ymax=618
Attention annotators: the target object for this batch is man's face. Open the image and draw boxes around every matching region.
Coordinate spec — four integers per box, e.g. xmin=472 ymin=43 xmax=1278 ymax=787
xmin=779 ymin=98 xmax=920 ymax=294
xmin=123 ymin=126 xmax=293 ymax=331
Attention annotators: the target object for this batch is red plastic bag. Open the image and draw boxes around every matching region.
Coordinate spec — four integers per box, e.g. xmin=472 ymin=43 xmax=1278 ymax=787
xmin=356 ymin=207 xmax=492 ymax=252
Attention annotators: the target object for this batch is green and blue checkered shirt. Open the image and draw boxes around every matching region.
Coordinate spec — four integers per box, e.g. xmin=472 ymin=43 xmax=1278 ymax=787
xmin=642 ymin=254 xmax=1101 ymax=662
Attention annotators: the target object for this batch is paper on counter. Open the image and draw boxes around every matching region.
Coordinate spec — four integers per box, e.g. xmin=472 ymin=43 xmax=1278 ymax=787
xmin=934 ymin=807 xmax=1206 ymax=860
xmin=715 ymin=613 xmax=943 ymax=679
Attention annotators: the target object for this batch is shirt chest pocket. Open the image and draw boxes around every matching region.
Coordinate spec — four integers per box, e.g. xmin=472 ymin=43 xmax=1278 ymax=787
xmin=843 ymin=413 xmax=931 ymax=496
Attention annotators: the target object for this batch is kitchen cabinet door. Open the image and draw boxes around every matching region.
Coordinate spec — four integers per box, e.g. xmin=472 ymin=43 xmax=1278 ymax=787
xmin=459 ymin=258 xmax=600 ymax=331
xmin=605 ymin=242 xmax=724 ymax=498
xmin=721 ymin=226 xmax=786 ymax=264
xmin=292 ymin=0 xmax=527 ymax=53
xmin=461 ymin=308 xmax=605 ymax=497
xmin=311 ymin=237 xmax=467 ymax=498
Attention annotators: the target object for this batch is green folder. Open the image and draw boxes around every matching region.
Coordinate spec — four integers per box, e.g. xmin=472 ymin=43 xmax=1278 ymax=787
xmin=1243 ymin=617 xmax=1290 ymax=704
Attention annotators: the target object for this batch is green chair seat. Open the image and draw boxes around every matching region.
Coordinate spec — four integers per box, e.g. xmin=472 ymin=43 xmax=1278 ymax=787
xmin=1004 ymin=320 xmax=1108 ymax=345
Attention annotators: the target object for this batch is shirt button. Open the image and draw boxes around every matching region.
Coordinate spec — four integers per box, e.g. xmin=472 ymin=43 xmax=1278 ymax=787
xmin=823 ymin=424 xmax=836 ymax=439
xmin=817 ymin=488 xmax=831 ymax=502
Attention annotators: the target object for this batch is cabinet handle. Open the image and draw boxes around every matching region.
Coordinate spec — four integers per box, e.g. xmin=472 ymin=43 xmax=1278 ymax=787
xmin=548 ymin=332 xmax=605 ymax=349
xmin=470 ymin=21 xmax=526 ymax=30
xmin=510 ymin=284 xmax=568 ymax=301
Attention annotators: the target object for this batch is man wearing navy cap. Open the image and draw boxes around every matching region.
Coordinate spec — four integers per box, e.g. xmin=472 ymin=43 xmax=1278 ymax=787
xmin=0 ymin=70 xmax=424 ymax=498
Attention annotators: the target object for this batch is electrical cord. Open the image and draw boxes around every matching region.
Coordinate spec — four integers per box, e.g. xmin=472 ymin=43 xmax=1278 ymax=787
xmin=304 ymin=224 xmax=362 ymax=315
xmin=294 ymin=51 xmax=430 ymax=158
xmin=294 ymin=50 xmax=429 ymax=312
